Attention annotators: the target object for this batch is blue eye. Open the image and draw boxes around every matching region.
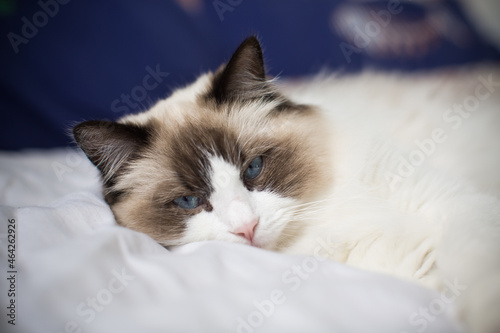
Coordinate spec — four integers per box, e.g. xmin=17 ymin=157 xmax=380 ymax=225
xmin=244 ymin=156 xmax=263 ymax=180
xmin=173 ymin=196 xmax=203 ymax=209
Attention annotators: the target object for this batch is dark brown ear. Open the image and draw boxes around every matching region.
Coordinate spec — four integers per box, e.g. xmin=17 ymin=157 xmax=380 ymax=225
xmin=73 ymin=120 xmax=151 ymax=181
xmin=210 ymin=36 xmax=269 ymax=103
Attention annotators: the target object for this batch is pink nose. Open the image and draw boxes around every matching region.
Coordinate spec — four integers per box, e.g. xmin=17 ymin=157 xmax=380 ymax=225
xmin=232 ymin=219 xmax=259 ymax=242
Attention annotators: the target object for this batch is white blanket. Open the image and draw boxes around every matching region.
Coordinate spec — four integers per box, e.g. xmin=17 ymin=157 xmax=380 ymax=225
xmin=0 ymin=149 xmax=463 ymax=333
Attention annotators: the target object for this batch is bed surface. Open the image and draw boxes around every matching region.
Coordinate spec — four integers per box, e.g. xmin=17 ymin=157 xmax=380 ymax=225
xmin=0 ymin=149 xmax=463 ymax=333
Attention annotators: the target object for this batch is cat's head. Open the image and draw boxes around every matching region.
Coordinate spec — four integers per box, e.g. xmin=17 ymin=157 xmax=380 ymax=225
xmin=73 ymin=37 xmax=331 ymax=250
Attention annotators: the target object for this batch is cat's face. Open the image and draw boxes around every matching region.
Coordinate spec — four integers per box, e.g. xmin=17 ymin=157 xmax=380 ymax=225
xmin=74 ymin=37 xmax=330 ymax=250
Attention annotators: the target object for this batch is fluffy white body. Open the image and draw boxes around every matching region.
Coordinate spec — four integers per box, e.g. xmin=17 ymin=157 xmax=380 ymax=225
xmin=278 ymin=66 xmax=500 ymax=332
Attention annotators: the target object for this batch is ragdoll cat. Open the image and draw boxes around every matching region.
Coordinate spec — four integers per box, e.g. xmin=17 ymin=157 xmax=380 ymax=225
xmin=73 ymin=37 xmax=500 ymax=333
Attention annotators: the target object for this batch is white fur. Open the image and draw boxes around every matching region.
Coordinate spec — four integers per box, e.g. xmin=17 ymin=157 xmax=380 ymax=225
xmin=208 ymin=157 xmax=258 ymax=236
xmin=278 ymin=66 xmax=500 ymax=333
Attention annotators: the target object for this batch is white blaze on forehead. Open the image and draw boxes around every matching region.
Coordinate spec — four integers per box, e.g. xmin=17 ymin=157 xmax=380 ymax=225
xmin=209 ymin=156 xmax=258 ymax=229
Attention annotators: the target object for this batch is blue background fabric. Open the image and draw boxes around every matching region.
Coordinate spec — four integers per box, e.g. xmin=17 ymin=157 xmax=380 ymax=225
xmin=1 ymin=0 xmax=499 ymax=150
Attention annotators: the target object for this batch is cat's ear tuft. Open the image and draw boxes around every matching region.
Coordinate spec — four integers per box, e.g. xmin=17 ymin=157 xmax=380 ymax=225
xmin=73 ymin=120 xmax=151 ymax=181
xmin=210 ymin=36 xmax=268 ymax=103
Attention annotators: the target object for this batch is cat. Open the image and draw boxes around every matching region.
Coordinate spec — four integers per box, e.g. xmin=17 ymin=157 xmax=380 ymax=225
xmin=73 ymin=36 xmax=500 ymax=333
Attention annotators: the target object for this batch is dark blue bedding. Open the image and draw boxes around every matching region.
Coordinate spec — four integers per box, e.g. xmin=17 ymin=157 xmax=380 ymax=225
xmin=1 ymin=0 xmax=498 ymax=150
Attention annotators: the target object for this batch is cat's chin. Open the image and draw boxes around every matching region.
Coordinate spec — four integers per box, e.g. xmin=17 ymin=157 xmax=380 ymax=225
xmin=230 ymin=236 xmax=261 ymax=249
xmin=245 ymin=240 xmax=261 ymax=248
xmin=227 ymin=234 xmax=271 ymax=250
xmin=248 ymin=236 xmax=278 ymax=251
